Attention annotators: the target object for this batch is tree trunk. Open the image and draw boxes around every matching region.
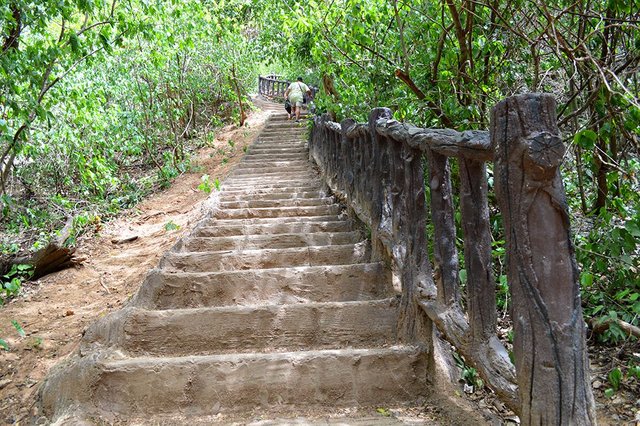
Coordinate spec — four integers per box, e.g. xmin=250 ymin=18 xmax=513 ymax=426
xmin=492 ymin=93 xmax=596 ymax=425
xmin=2 ymin=6 xmax=21 ymax=52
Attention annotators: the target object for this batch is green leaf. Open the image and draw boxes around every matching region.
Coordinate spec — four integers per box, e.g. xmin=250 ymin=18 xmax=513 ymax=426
xmin=164 ymin=221 xmax=180 ymax=231
xmin=580 ymin=273 xmax=594 ymax=287
xmin=625 ymin=220 xmax=640 ymax=238
xmin=0 ymin=339 xmax=8 ymax=351
xmin=376 ymin=408 xmax=391 ymax=417
xmin=11 ymin=320 xmax=25 ymax=338
xmin=99 ymin=33 xmax=113 ymax=54
xmin=197 ymin=174 xmax=212 ymax=194
xmin=574 ymin=130 xmax=597 ymax=149
xmin=69 ymin=33 xmax=81 ymax=54
xmin=608 ymin=368 xmax=622 ymax=391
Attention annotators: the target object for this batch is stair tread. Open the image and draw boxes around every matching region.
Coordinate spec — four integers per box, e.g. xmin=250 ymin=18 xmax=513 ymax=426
xmin=85 ymin=299 xmax=399 ymax=356
xmin=102 ymin=344 xmax=424 ymax=366
xmin=133 ymin=263 xmax=392 ymax=309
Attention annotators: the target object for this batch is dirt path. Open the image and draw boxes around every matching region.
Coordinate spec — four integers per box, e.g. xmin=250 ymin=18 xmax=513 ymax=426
xmin=0 ymin=106 xmax=272 ymax=424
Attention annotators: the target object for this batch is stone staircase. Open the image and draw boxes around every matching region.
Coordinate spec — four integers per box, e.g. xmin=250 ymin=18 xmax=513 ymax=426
xmin=38 ymin=105 xmax=430 ymax=423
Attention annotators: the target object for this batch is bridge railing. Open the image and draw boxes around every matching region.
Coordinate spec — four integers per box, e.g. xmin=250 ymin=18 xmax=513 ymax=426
xmin=309 ymin=94 xmax=596 ymax=424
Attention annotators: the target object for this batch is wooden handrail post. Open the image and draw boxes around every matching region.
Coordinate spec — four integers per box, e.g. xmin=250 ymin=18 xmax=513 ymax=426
xmin=492 ymin=93 xmax=596 ymax=425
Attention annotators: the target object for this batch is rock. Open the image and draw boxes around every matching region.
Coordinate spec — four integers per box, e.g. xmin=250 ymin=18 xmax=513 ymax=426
xmin=592 ymin=380 xmax=603 ymax=389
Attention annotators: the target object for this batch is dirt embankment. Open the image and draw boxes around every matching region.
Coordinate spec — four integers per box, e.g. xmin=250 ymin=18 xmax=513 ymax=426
xmin=0 ymin=106 xmax=272 ymax=424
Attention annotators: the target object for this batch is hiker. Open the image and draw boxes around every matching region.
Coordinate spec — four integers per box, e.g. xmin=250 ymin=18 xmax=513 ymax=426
xmin=284 ymin=77 xmax=311 ymax=122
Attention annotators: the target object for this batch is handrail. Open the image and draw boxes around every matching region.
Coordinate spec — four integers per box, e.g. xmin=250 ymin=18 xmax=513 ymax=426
xmin=309 ymin=94 xmax=596 ymax=425
xmin=258 ymin=75 xmax=319 ymax=100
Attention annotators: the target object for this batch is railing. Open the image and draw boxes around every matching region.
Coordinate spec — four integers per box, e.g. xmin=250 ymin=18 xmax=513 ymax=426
xmin=309 ymin=94 xmax=596 ymax=425
xmin=258 ymin=75 xmax=289 ymax=98
xmin=258 ymin=75 xmax=318 ymax=100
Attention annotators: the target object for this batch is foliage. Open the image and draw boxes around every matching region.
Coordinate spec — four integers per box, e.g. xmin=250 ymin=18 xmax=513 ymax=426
xmin=577 ymin=205 xmax=640 ymax=342
xmin=1 ymin=0 xmax=262 ymax=254
xmin=453 ymin=351 xmax=484 ymax=391
xmin=0 ymin=319 xmax=26 ymax=351
xmin=1 ymin=263 xmax=32 ymax=304
xmin=259 ymin=0 xmax=640 ymax=346
xmin=198 ymin=175 xmax=213 ymax=194
xmin=163 ymin=221 xmax=180 ymax=231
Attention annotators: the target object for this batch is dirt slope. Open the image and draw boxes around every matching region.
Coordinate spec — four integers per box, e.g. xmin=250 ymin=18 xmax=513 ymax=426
xmin=0 ymin=106 xmax=271 ymax=424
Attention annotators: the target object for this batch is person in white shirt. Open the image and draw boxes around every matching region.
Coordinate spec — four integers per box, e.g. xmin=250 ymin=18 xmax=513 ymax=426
xmin=284 ymin=77 xmax=311 ymax=122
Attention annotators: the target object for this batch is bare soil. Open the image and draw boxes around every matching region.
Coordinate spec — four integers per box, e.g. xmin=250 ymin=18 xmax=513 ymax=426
xmin=0 ymin=103 xmax=633 ymax=425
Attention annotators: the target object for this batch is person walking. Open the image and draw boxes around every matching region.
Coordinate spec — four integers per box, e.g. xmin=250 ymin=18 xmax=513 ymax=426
xmin=284 ymin=77 xmax=311 ymax=122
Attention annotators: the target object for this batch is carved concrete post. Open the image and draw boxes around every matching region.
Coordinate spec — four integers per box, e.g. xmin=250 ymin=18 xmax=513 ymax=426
xmin=427 ymin=150 xmax=460 ymax=307
xmin=492 ymin=94 xmax=596 ymax=425
xmin=368 ymin=108 xmax=393 ymax=256
xmin=459 ymin=158 xmax=496 ymax=344
xmin=340 ymin=119 xmax=356 ymax=197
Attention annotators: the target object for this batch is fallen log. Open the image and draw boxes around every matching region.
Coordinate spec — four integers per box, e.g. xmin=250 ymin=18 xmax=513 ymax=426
xmin=5 ymin=217 xmax=80 ymax=280
xmin=590 ymin=317 xmax=640 ymax=339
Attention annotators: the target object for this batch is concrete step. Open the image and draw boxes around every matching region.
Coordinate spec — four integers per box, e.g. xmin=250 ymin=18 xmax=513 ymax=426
xmin=231 ymin=166 xmax=313 ymax=175
xmin=220 ymin=187 xmax=327 ymax=197
xmin=264 ymin=121 xmax=309 ymax=128
xmin=159 ymin=243 xmax=371 ymax=272
xmin=225 ymin=174 xmax=319 ymax=183
xmin=80 ymin=412 xmax=436 ymax=426
xmin=227 ymin=171 xmax=315 ymax=181
xmin=195 ymin=220 xmax=353 ymax=237
xmin=248 ymin=144 xmax=307 ymax=150
xmin=222 ymin=178 xmax=322 ymax=187
xmin=84 ymin=298 xmax=399 ymax=356
xmin=253 ymin=138 xmax=305 ymax=144
xmin=219 ymin=190 xmax=329 ymax=202
xmin=258 ymin=131 xmax=306 ymax=137
xmin=237 ymin=159 xmax=309 ymax=167
xmin=240 ymin=153 xmax=309 ymax=161
xmin=201 ymin=215 xmax=344 ymax=227
xmin=243 ymin=149 xmax=307 ymax=156
xmin=256 ymin=137 xmax=306 ymax=143
xmin=236 ymin=159 xmax=310 ymax=167
xmin=132 ymin=263 xmax=393 ymax=309
xmin=225 ymin=174 xmax=318 ymax=182
xmin=213 ymin=205 xmax=342 ymax=220
xmin=255 ymin=138 xmax=306 ymax=144
xmin=179 ymin=231 xmax=362 ymax=252
xmin=247 ymin=149 xmax=307 ymax=156
xmin=40 ymin=346 xmax=428 ymax=417
xmin=218 ymin=197 xmax=334 ymax=209
xmin=221 ymin=183 xmax=324 ymax=192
